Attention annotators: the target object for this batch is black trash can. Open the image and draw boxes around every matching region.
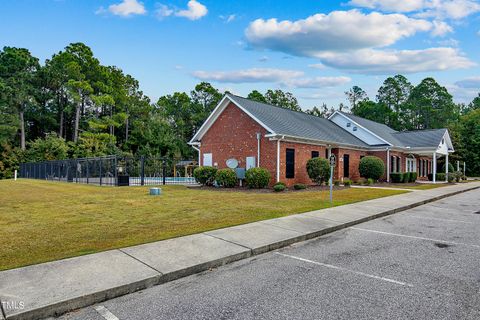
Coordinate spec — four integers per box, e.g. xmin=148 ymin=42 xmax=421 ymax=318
xmin=117 ymin=175 xmax=130 ymax=186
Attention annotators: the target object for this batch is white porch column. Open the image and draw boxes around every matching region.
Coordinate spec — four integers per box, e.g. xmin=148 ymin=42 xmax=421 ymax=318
xmin=457 ymin=161 xmax=460 ymax=172
xmin=445 ymin=153 xmax=449 ymax=182
xmin=386 ymin=148 xmax=390 ymax=182
xmin=464 ymin=161 xmax=466 ymax=177
xmin=433 ymin=152 xmax=437 ymax=183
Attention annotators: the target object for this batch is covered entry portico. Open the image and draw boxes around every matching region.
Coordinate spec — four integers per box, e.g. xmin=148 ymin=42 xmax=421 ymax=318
xmin=408 ymin=131 xmax=455 ymax=183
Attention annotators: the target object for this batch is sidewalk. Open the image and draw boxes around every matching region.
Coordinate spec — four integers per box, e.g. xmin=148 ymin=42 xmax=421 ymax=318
xmin=1 ymin=182 xmax=479 ymax=320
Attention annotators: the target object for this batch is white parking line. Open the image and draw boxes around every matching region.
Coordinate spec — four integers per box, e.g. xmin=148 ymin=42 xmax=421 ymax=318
xmin=94 ymin=305 xmax=119 ymax=320
xmin=409 ymin=215 xmax=471 ymax=224
xmin=350 ymin=227 xmax=480 ymax=248
xmin=275 ymin=252 xmax=412 ymax=287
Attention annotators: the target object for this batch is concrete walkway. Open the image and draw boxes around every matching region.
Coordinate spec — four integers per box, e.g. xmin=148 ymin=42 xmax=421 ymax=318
xmin=1 ymin=182 xmax=479 ymax=320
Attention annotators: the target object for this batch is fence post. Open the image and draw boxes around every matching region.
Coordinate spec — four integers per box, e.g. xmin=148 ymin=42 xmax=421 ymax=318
xmin=162 ymin=159 xmax=166 ymax=185
xmin=140 ymin=156 xmax=145 ymax=186
xmin=114 ymin=156 xmax=118 ymax=186
xmin=86 ymin=159 xmax=89 ymax=184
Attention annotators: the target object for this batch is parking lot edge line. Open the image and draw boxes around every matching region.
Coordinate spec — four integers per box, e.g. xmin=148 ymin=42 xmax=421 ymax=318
xmin=275 ymin=252 xmax=413 ymax=287
xmin=350 ymin=227 xmax=480 ymax=248
xmin=94 ymin=305 xmax=119 ymax=320
xmin=409 ymin=215 xmax=472 ymax=224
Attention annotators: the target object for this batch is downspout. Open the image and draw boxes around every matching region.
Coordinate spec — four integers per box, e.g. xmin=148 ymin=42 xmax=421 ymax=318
xmin=256 ymin=132 xmax=261 ymax=167
xmin=386 ymin=147 xmax=390 ymax=183
xmin=276 ymin=136 xmax=285 ymax=182
xmin=191 ymin=143 xmax=201 ymax=167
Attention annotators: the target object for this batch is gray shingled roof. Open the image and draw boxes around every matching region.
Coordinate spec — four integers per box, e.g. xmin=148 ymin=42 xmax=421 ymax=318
xmin=227 ymin=94 xmax=370 ymax=148
xmin=393 ymin=129 xmax=447 ymax=148
xmin=338 ymin=112 xmax=405 ymax=146
xmin=340 ymin=112 xmax=446 ymax=149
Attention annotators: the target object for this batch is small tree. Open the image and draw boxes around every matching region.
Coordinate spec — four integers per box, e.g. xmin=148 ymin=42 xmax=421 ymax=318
xmin=306 ymin=157 xmax=330 ymax=185
xmin=359 ymin=156 xmax=385 ymax=181
xmin=215 ymin=168 xmax=237 ymax=188
xmin=245 ymin=167 xmax=271 ymax=188
xmin=193 ymin=166 xmax=217 ymax=186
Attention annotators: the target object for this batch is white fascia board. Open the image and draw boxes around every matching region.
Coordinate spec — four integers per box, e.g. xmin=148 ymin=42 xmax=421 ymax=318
xmin=189 ymin=95 xmax=276 ymax=143
xmin=267 ymin=133 xmax=369 ymax=151
xmin=329 ymin=111 xmax=393 ymax=147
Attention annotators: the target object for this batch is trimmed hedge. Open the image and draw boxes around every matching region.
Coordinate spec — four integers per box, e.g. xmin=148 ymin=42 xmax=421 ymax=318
xmin=409 ymin=172 xmax=417 ymax=182
xmin=193 ymin=166 xmax=217 ymax=186
xmin=306 ymin=157 xmax=330 ymax=185
xmin=390 ymin=173 xmax=403 ymax=183
xmin=293 ymin=183 xmax=306 ymax=190
xmin=215 ymin=168 xmax=237 ymax=188
xmin=274 ymin=182 xmax=287 ymax=188
xmin=403 ymin=172 xmax=411 ymax=183
xmin=273 ymin=184 xmax=286 ymax=192
xmin=428 ymin=173 xmax=447 ymax=181
xmin=359 ymin=156 xmax=385 ymax=181
xmin=333 ymin=180 xmax=341 ymax=186
xmin=245 ymin=167 xmax=271 ymax=189
xmin=343 ymin=179 xmax=352 ymax=187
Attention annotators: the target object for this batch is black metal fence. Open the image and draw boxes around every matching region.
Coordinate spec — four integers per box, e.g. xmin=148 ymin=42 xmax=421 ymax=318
xmin=19 ymin=156 xmax=199 ymax=186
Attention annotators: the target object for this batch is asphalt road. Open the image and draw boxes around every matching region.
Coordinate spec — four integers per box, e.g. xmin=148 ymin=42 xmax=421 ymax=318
xmin=56 ymin=188 xmax=480 ymax=320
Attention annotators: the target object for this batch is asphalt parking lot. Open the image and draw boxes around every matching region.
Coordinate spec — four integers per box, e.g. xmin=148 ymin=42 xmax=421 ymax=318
xmin=57 ymin=188 xmax=480 ymax=320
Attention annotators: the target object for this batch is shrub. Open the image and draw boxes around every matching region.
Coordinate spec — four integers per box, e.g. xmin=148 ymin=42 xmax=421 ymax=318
xmin=306 ymin=157 xmax=330 ymax=185
xmin=442 ymin=163 xmax=455 ymax=173
xmin=274 ymin=181 xmax=287 ymax=188
xmin=436 ymin=173 xmax=446 ymax=181
xmin=333 ymin=180 xmax=341 ymax=186
xmin=447 ymin=174 xmax=455 ymax=183
xmin=193 ymin=166 xmax=217 ymax=186
xmin=359 ymin=156 xmax=385 ymax=181
xmin=366 ymin=178 xmax=374 ymax=185
xmin=343 ymin=179 xmax=352 ymax=187
xmin=293 ymin=183 xmax=306 ymax=190
xmin=390 ymin=173 xmax=403 ymax=183
xmin=273 ymin=184 xmax=286 ymax=192
xmin=215 ymin=168 xmax=237 ymax=188
xmin=409 ymin=172 xmax=417 ymax=183
xmin=427 ymin=173 xmax=434 ymax=181
xmin=245 ymin=167 xmax=271 ymax=189
xmin=403 ymin=172 xmax=411 ymax=183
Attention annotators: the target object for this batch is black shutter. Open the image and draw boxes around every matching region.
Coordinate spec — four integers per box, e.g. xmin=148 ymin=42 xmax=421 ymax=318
xmin=286 ymin=149 xmax=295 ymax=179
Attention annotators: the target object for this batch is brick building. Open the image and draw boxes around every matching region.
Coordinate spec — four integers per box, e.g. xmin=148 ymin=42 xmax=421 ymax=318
xmin=189 ymin=94 xmax=455 ymax=186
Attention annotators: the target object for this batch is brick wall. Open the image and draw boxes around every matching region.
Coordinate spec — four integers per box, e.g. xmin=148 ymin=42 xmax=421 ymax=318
xmin=200 ymin=102 xmax=277 ymax=183
xmin=199 ymin=102 xmax=434 ymax=186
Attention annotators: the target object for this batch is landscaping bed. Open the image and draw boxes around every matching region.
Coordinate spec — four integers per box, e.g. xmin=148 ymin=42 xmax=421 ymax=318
xmin=0 ymin=179 xmax=407 ymax=271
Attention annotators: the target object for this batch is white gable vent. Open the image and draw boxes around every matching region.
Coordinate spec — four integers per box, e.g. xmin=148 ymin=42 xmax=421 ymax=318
xmin=346 ymin=122 xmax=351 ymax=127
xmin=353 ymin=126 xmax=358 ymax=131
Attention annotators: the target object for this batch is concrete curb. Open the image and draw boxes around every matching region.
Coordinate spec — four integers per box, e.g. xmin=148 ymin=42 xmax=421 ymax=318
xmin=1 ymin=183 xmax=479 ymax=320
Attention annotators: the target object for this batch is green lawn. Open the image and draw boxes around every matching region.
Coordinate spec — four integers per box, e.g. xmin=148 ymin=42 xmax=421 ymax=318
xmin=0 ymin=179 xmax=407 ymax=271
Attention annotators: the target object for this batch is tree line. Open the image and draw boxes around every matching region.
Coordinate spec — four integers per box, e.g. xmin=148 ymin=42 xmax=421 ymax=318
xmin=1 ymin=43 xmax=479 ymax=178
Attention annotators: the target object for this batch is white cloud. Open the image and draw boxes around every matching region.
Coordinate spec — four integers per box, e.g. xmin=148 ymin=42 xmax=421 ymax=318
xmin=431 ymin=20 xmax=453 ymax=36
xmin=308 ymin=63 xmax=327 ymax=69
xmin=156 ymin=3 xmax=173 ymax=19
xmin=454 ymin=76 xmax=480 ymax=88
xmin=316 ymin=48 xmax=475 ymax=74
xmin=220 ymin=14 xmax=236 ymax=23
xmin=284 ymin=76 xmax=352 ymax=88
xmin=107 ymin=0 xmax=146 ymax=17
xmin=192 ymin=68 xmax=350 ymax=88
xmin=192 ymin=68 xmax=304 ymax=83
xmin=446 ymin=83 xmax=479 ymax=103
xmin=437 ymin=38 xmax=459 ymax=46
xmin=349 ymin=0 xmax=480 ymax=20
xmin=175 ymin=0 xmax=208 ymax=20
xmin=245 ymin=10 xmax=432 ymax=56
xmin=348 ymin=0 xmax=425 ymax=12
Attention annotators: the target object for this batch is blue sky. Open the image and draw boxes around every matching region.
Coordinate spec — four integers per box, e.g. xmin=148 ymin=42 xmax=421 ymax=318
xmin=1 ymin=0 xmax=479 ymax=109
